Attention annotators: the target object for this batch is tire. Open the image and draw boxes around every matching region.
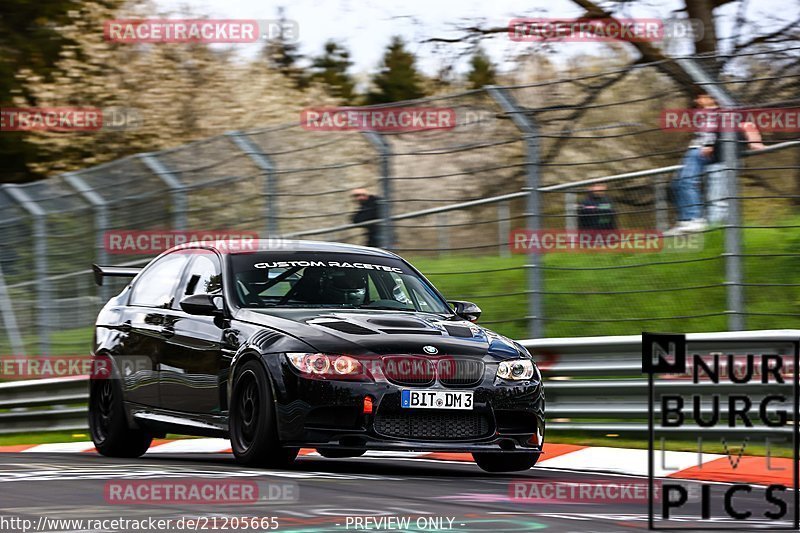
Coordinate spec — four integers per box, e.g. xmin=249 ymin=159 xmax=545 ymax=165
xmin=473 ymin=452 xmax=540 ymax=473
xmin=316 ymin=448 xmax=367 ymax=459
xmin=89 ymin=378 xmax=153 ymax=458
xmin=229 ymin=360 xmax=298 ymax=468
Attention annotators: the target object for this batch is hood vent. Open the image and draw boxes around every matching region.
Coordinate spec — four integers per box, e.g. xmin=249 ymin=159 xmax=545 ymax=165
xmin=443 ymin=325 xmax=474 ymax=338
xmin=249 ymin=329 xmax=281 ymax=345
xmin=314 ymin=320 xmax=376 ymax=335
xmin=379 ymin=328 xmax=442 ymax=336
xmin=366 ymin=317 xmax=428 ymax=328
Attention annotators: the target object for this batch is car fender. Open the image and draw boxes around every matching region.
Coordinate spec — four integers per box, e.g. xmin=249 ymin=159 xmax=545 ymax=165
xmin=228 ymin=329 xmax=316 ymax=409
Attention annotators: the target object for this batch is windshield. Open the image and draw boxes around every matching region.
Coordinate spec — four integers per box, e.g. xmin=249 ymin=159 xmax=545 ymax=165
xmin=229 ymin=252 xmax=451 ymax=314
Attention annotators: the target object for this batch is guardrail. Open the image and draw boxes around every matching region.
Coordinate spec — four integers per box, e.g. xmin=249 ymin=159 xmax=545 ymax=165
xmin=0 ymin=330 xmax=797 ymax=436
xmin=0 ymin=376 xmax=89 ymax=434
xmin=522 ymin=329 xmax=798 ymax=436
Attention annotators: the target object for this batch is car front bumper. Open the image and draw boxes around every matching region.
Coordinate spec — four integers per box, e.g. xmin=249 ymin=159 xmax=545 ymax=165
xmin=267 ymin=355 xmax=545 ymax=454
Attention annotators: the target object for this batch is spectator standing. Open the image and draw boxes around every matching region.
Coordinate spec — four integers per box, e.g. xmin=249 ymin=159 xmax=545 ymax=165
xmin=665 ymin=91 xmax=718 ymax=236
xmin=577 ymin=183 xmax=617 ymax=230
xmin=666 ymin=91 xmax=768 ymax=233
xmin=351 ymin=188 xmax=381 ymax=247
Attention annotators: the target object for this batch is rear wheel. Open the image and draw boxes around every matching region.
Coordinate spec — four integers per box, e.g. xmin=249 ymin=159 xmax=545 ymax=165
xmin=473 ymin=452 xmax=540 ymax=473
xmin=89 ymin=378 xmax=153 ymax=458
xmin=230 ymin=360 xmax=298 ymax=468
xmin=316 ymin=448 xmax=367 ymax=458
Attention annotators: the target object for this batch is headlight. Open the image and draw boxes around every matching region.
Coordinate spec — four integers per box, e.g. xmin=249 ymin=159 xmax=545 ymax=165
xmin=286 ymin=353 xmax=365 ymax=378
xmin=496 ymin=359 xmax=536 ymax=380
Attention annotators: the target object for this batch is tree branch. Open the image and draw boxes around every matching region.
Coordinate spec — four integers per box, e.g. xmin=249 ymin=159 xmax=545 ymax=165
xmin=733 ymin=16 xmax=800 ymax=53
xmin=567 ymin=0 xmax=695 ymax=85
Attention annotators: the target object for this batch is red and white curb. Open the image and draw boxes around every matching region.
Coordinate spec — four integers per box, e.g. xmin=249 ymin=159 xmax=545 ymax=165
xmin=0 ymin=439 xmax=789 ymax=486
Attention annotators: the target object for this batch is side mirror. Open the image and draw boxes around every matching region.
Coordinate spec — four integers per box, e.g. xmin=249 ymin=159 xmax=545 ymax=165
xmin=180 ymin=294 xmax=223 ymax=316
xmin=449 ymin=300 xmax=482 ymax=322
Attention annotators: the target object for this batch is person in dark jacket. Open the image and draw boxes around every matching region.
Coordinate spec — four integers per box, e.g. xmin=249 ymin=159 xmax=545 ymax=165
xmin=351 ymin=188 xmax=381 ymax=247
xmin=577 ymin=183 xmax=617 ymax=230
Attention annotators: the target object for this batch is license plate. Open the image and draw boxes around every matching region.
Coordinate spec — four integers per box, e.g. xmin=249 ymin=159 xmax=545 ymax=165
xmin=401 ymin=390 xmax=473 ymax=410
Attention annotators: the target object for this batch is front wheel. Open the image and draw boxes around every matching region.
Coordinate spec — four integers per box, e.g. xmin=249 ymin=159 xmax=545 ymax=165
xmin=473 ymin=452 xmax=540 ymax=473
xmin=229 ymin=360 xmax=298 ymax=468
xmin=89 ymin=378 xmax=152 ymax=458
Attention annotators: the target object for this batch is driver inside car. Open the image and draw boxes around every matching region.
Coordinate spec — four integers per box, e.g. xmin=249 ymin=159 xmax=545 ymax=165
xmin=318 ymin=268 xmax=368 ymax=306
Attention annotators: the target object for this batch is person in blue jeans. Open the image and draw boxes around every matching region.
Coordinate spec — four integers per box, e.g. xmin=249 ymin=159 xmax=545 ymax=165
xmin=666 ymin=92 xmax=767 ymax=235
xmin=665 ymin=92 xmax=718 ymax=235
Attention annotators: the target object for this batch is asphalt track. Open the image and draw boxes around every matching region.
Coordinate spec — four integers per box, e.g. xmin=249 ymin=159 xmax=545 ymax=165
xmin=0 ymin=451 xmax=795 ymax=532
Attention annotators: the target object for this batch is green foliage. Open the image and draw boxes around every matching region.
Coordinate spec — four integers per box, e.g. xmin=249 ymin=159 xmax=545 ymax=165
xmin=262 ymin=6 xmax=307 ymax=89
xmin=0 ymin=0 xmax=123 ymax=183
xmin=367 ymin=36 xmax=426 ymax=104
xmin=466 ymin=47 xmax=497 ymax=89
xmin=413 ymin=221 xmax=800 ymax=340
xmin=11 ymin=1 xmax=332 ymax=179
xmin=310 ymin=40 xmax=356 ymax=102
xmin=10 ymin=220 xmax=798 ymax=358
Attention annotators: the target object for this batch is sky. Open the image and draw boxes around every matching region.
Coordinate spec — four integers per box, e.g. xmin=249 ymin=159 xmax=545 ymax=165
xmin=154 ymin=0 xmax=796 ymax=76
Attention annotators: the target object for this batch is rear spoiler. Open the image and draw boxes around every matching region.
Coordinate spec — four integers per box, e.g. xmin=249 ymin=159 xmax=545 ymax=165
xmin=92 ymin=264 xmax=142 ymax=286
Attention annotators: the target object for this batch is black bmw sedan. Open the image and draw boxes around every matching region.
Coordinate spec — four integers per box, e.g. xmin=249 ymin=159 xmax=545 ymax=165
xmin=89 ymin=240 xmax=545 ymax=472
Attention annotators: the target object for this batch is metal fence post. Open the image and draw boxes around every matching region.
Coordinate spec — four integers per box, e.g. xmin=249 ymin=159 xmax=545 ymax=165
xmin=498 ymin=201 xmax=511 ymax=257
xmin=362 ymin=131 xmax=394 ymax=249
xmin=140 ymin=153 xmax=187 ymax=231
xmin=720 ymin=131 xmax=743 ymax=330
xmin=226 ymin=132 xmax=279 ymax=236
xmin=64 ymin=172 xmax=110 ymax=301
xmin=2 ymin=185 xmax=49 ymax=354
xmin=565 ymin=192 xmax=577 ymax=231
xmin=676 ymin=58 xmax=744 ymax=331
xmin=487 ymin=86 xmax=543 ymax=338
xmin=0 ymin=261 xmax=24 ymax=354
xmin=654 ymin=178 xmax=668 ymax=231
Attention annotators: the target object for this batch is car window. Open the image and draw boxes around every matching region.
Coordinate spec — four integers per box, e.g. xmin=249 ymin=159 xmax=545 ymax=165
xmin=367 ymin=276 xmax=379 ymax=302
xmin=129 ymin=253 xmax=189 ymax=308
xmin=389 ymin=273 xmax=413 ymax=305
xmin=230 ymin=252 xmax=451 ymax=313
xmin=178 ymin=252 xmax=222 ymax=298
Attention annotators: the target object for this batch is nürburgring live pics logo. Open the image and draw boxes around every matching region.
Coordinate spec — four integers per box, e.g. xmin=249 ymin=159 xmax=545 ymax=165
xmin=643 ymin=332 xmax=799 ymax=530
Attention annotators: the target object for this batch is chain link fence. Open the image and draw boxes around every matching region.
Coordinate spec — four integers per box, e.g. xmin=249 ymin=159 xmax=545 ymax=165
xmin=0 ymin=50 xmax=798 ymax=355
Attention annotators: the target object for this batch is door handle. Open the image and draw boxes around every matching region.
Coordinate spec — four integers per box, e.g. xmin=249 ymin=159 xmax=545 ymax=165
xmin=161 ymin=326 xmax=175 ymax=338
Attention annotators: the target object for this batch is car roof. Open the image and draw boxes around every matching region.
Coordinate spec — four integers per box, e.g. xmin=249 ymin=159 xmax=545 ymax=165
xmin=165 ymin=239 xmax=400 ymax=259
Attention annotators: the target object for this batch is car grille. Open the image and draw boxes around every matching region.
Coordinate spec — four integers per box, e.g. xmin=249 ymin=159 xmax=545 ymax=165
xmin=381 ymin=356 xmax=485 ymax=387
xmin=374 ymin=411 xmax=492 ymax=440
xmin=437 ymin=359 xmax=485 ymax=387
xmin=382 ymin=356 xmax=435 ymax=386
